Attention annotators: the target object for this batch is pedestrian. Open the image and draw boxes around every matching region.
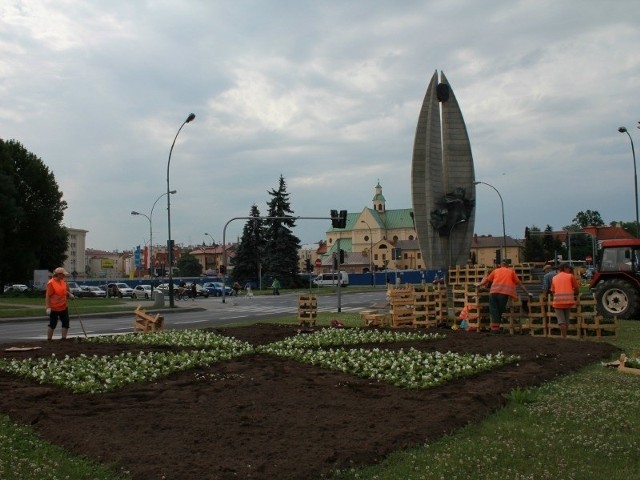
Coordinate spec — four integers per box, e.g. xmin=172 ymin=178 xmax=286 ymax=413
xmin=551 ymin=263 xmax=579 ymax=338
xmin=541 ymin=264 xmax=556 ymax=300
xmin=477 ymin=260 xmax=533 ymax=333
xmin=245 ymin=282 xmax=253 ymax=298
xmin=233 ymin=281 xmax=241 ymax=296
xmin=271 ymin=277 xmax=281 ymax=295
xmin=191 ymin=282 xmax=197 ymax=301
xmin=45 ymin=267 xmax=74 ymax=340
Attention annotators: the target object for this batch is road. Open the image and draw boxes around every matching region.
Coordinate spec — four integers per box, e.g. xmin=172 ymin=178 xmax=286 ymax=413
xmin=0 ymin=290 xmax=388 ymax=344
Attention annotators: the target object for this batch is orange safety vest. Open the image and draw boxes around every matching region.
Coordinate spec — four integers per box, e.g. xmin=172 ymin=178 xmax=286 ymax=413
xmin=46 ymin=278 xmax=68 ymax=312
xmin=551 ymin=271 xmax=578 ymax=308
xmin=486 ymin=266 xmax=520 ymax=299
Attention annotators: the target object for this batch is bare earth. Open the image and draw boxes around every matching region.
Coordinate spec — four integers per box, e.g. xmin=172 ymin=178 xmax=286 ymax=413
xmin=0 ymin=323 xmax=618 ymax=480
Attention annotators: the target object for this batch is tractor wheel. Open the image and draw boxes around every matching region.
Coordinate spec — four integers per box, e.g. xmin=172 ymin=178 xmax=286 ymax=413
xmin=595 ymin=279 xmax=640 ymax=319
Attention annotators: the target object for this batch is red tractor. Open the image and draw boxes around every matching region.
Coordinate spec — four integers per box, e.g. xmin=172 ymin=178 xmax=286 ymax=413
xmin=590 ymin=239 xmax=640 ymax=319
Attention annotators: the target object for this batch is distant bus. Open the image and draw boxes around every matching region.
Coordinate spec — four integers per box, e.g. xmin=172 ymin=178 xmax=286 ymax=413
xmin=312 ymin=271 xmax=349 ymax=287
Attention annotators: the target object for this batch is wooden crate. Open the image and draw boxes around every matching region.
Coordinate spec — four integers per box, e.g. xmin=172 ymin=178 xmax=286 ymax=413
xmin=297 ymin=294 xmax=318 ymax=325
xmin=581 ymin=315 xmax=619 ymax=338
xmin=414 ymin=287 xmax=447 ymax=328
xmin=501 ymin=297 xmax=525 ymax=334
xmin=546 ymin=300 xmax=581 ymax=338
xmin=388 ymin=286 xmax=415 ymax=327
xmin=526 ymin=296 xmax=547 ymax=336
xmin=133 ymin=306 xmax=164 ymax=333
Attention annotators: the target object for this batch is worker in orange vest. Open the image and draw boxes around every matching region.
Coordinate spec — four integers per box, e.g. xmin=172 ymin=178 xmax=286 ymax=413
xmin=45 ymin=267 xmax=74 ymax=340
xmin=477 ymin=260 xmax=533 ymax=333
xmin=550 ymin=263 xmax=579 ymax=338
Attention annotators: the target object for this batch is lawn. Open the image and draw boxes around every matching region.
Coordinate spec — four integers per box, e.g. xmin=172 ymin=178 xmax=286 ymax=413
xmin=0 ymin=315 xmax=637 ymax=479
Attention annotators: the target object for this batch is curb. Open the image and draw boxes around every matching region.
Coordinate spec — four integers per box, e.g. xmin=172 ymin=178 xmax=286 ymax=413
xmin=0 ymin=306 xmax=206 ymax=324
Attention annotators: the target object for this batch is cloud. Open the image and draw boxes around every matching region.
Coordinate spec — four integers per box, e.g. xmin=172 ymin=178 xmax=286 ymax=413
xmin=1 ymin=0 xmax=640 ymax=252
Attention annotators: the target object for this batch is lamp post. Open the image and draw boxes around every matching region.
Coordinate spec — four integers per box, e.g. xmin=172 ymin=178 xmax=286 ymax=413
xmin=204 ymin=232 xmax=215 ymax=246
xmin=131 ymin=190 xmax=176 ymax=286
xmin=204 ymin=232 xmax=215 ymax=273
xmin=474 ymin=181 xmax=507 ymax=262
xmin=360 ymin=220 xmax=375 ymax=287
xmin=618 ymin=127 xmax=639 ymax=237
xmin=167 ymin=113 xmax=196 ymax=307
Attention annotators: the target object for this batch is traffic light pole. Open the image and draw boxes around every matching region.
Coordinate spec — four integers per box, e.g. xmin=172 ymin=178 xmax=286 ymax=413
xmin=336 ymin=237 xmax=342 ymax=312
xmin=220 ymin=215 xmax=338 ymax=304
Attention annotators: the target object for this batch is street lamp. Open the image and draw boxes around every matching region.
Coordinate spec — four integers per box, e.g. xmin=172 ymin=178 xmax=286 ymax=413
xmin=618 ymin=127 xmax=639 ymax=237
xmin=131 ymin=190 xmax=176 ymax=286
xmin=167 ymin=113 xmax=196 ymax=307
xmin=360 ymin=220 xmax=375 ymax=287
xmin=204 ymin=232 xmax=215 ymax=246
xmin=474 ymin=181 xmax=507 ymax=262
xmin=203 ymin=232 xmax=216 ymax=273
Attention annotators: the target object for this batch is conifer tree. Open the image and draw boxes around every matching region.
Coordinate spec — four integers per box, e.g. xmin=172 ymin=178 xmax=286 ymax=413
xmin=231 ymin=204 xmax=266 ymax=284
xmin=263 ymin=175 xmax=301 ymax=286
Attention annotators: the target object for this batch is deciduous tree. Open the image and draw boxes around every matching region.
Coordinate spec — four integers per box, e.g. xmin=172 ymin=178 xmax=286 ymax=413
xmin=0 ymin=140 xmax=68 ymax=287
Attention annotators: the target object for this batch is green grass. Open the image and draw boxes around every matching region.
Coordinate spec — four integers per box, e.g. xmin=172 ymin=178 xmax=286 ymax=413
xmin=0 ymin=297 xmax=144 ymax=318
xmin=1 ymin=316 xmax=639 ymax=479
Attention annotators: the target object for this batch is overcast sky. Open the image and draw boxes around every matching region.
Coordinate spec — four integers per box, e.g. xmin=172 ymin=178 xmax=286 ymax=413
xmin=2 ymin=1 xmax=639 ymax=253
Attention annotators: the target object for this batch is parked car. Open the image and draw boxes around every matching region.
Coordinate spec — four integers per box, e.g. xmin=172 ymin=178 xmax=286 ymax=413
xmin=67 ymin=282 xmax=83 ymax=296
xmin=156 ymin=283 xmax=179 ymax=293
xmin=203 ymin=282 xmax=233 ymax=297
xmin=79 ymin=285 xmax=107 ymax=298
xmin=194 ymin=284 xmax=210 ymax=298
xmin=133 ymin=284 xmax=153 ymax=299
xmin=3 ymin=284 xmax=29 ymax=293
xmin=106 ymin=282 xmax=135 ymax=298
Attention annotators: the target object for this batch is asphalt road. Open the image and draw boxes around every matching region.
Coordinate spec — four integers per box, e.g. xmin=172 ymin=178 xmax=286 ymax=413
xmin=0 ymin=290 xmax=388 ymax=344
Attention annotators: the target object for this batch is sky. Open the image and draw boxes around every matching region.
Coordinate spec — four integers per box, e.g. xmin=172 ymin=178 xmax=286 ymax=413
xmin=2 ymin=0 xmax=640 ymax=253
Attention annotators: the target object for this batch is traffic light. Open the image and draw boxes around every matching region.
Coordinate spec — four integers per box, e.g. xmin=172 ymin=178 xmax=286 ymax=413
xmin=339 ymin=249 xmax=345 ymax=264
xmin=495 ymin=249 xmax=501 ymax=265
xmin=330 ymin=209 xmax=348 ymax=228
xmin=338 ymin=210 xmax=347 ymax=228
xmin=330 ymin=209 xmax=339 ymax=228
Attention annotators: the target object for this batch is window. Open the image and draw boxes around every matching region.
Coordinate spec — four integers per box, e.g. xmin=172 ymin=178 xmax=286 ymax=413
xmin=408 ymin=235 xmax=414 ymax=240
xmin=364 ymin=235 xmax=369 ymax=241
xmin=393 ymin=235 xmax=398 ymax=242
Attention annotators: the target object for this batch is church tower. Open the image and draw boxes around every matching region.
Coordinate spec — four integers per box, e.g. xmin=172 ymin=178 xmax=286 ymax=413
xmin=372 ymin=181 xmax=386 ymax=213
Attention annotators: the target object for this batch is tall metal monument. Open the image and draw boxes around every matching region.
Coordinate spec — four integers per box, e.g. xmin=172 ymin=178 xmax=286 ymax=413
xmin=411 ymin=70 xmax=475 ymax=269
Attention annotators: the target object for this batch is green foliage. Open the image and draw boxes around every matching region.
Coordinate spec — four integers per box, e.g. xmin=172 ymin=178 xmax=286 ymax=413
xmin=0 ymin=140 xmax=68 ymax=286
xmin=0 ymin=414 xmax=126 ymax=479
xmin=502 ymin=386 xmax=539 ymax=404
xmin=523 ymin=224 xmax=566 ymax=262
xmin=176 ymin=252 xmax=202 ymax=276
xmin=263 ymin=175 xmax=301 ymax=286
xmin=573 ymin=209 xmax=605 ymax=228
xmin=232 ymin=204 xmax=266 ymax=283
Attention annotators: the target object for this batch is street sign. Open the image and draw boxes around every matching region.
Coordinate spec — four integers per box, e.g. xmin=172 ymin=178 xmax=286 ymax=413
xmin=314 ymin=259 xmax=322 ymax=267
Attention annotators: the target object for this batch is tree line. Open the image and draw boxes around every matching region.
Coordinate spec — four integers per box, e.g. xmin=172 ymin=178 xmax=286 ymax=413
xmin=523 ymin=209 xmax=636 ymax=263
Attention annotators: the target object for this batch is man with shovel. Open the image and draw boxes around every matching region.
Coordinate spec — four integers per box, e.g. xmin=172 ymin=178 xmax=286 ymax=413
xmin=45 ymin=267 xmax=74 ymax=340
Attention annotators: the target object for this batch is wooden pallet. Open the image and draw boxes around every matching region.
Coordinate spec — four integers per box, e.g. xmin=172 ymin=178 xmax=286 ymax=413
xmin=297 ymin=294 xmax=318 ymax=325
xmin=133 ymin=306 xmax=164 ymax=333
xmin=388 ymin=286 xmax=415 ymax=327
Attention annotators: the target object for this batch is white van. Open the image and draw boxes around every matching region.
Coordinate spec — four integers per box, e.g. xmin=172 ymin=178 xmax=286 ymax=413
xmin=312 ymin=271 xmax=349 ymax=287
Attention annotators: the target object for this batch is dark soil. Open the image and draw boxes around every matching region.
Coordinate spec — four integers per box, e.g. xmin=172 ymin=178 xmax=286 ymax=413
xmin=0 ymin=323 xmax=618 ymax=480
